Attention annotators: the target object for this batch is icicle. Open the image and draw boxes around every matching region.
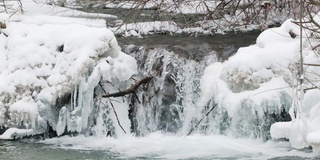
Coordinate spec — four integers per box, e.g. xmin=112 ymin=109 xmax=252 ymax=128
xmin=56 ymin=106 xmax=69 ymax=136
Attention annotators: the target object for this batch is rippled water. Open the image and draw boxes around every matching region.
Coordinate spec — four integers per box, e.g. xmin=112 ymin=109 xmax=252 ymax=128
xmin=0 ymin=140 xmax=117 ymax=160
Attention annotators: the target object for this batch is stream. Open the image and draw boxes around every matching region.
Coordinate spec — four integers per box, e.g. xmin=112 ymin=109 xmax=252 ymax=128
xmin=0 ymin=5 xmax=317 ymax=160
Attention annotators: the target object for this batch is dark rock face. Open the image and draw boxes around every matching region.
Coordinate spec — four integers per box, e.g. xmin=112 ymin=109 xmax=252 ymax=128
xmin=0 ymin=126 xmax=7 ymax=135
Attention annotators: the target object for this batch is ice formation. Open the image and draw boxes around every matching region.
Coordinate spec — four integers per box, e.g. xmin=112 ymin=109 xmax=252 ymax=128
xmin=198 ymin=17 xmax=320 ymax=153
xmin=0 ymin=11 xmax=137 ymax=139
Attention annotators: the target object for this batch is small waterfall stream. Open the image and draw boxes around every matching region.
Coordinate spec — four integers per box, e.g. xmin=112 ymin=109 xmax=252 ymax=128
xmin=122 ymin=45 xmax=292 ymax=140
xmin=46 ymin=32 xmax=293 ymax=142
xmin=127 ymin=47 xmax=217 ymax=136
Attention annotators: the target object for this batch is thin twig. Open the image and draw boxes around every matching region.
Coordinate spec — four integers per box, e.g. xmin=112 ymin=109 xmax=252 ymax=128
xmin=302 ymin=63 xmax=320 ymax=66
xmin=304 ymin=77 xmax=320 ymax=90
xmin=187 ymin=103 xmax=217 ymax=136
xmin=108 ymin=99 xmax=127 ymax=134
xmin=251 ymin=86 xmax=291 ymax=97
xmin=2 ymin=0 xmax=7 ymax=14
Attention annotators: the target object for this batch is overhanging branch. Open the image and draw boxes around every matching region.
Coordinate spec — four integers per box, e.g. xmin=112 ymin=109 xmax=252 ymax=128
xmin=102 ymin=76 xmax=153 ymax=98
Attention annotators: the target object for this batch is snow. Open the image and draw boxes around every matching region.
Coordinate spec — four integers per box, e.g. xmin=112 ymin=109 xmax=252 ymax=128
xmin=0 ymin=1 xmax=137 ymax=139
xmin=198 ymin=14 xmax=320 ymax=153
xmin=307 ymin=131 xmax=320 ymax=154
xmin=0 ymin=128 xmax=35 ymax=140
xmin=270 ymin=122 xmax=291 ymax=139
xmin=110 ymin=21 xmax=181 ymax=37
xmin=3 ymin=0 xmax=116 ymax=20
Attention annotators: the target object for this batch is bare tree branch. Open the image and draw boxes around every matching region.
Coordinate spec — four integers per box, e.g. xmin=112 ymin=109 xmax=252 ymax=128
xmin=102 ymin=76 xmax=153 ymax=98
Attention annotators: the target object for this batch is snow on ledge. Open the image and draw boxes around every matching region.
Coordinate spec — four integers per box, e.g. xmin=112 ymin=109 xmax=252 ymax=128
xmin=270 ymin=122 xmax=291 ymax=139
xmin=0 ymin=128 xmax=35 ymax=140
xmin=110 ymin=21 xmax=181 ymax=37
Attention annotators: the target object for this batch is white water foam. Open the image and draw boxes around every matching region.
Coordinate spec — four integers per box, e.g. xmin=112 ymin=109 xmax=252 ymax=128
xmin=41 ymin=133 xmax=317 ymax=159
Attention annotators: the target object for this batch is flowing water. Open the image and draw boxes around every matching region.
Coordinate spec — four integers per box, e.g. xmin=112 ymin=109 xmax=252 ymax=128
xmin=0 ymin=135 xmax=315 ymax=160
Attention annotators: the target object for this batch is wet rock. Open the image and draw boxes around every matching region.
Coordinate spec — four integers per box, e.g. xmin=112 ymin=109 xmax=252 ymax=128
xmin=122 ymin=44 xmax=140 ymax=54
xmin=169 ymin=43 xmax=212 ymax=61
xmin=162 ymin=73 xmax=176 ymax=105
xmin=220 ymin=45 xmax=237 ymax=60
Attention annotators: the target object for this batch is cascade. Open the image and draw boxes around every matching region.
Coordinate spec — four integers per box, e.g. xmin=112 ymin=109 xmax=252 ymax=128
xmin=0 ymin=15 xmax=293 ymax=140
xmin=127 ymin=47 xmax=217 ymax=136
xmin=120 ymin=46 xmax=292 ymax=139
xmin=51 ymin=44 xmax=292 ymax=140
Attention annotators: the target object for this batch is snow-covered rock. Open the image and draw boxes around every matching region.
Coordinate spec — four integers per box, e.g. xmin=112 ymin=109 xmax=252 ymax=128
xmin=199 ymin=14 xmax=320 ymax=152
xmin=0 ymin=10 xmax=137 ymax=138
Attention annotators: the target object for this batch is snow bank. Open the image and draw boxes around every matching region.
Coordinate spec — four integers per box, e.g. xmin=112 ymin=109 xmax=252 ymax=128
xmin=0 ymin=9 xmax=137 ymax=138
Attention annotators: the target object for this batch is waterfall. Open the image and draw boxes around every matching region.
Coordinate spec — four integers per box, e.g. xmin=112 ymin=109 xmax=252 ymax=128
xmin=122 ymin=46 xmax=292 ymax=140
xmin=50 ymin=44 xmax=293 ymax=141
xmin=126 ymin=47 xmax=215 ymax=135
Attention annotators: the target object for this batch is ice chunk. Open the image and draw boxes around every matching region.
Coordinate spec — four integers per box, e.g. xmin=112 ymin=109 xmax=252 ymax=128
xmin=270 ymin=122 xmax=291 ymax=139
xmin=0 ymin=128 xmax=35 ymax=140
xmin=56 ymin=107 xmax=69 ymax=136
xmin=306 ymin=131 xmax=320 ymax=153
xmin=289 ymin=118 xmax=308 ymax=149
xmin=9 ymin=97 xmax=39 ymax=129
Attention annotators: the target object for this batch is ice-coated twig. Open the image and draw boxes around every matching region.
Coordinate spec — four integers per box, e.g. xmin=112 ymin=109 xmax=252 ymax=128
xmin=187 ymin=103 xmax=217 ymax=136
xmin=108 ymin=99 xmax=127 ymax=134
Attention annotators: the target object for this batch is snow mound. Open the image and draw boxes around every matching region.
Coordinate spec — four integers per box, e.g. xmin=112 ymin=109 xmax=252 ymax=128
xmin=0 ymin=13 xmax=137 ymax=139
xmin=199 ymin=17 xmax=320 ymax=146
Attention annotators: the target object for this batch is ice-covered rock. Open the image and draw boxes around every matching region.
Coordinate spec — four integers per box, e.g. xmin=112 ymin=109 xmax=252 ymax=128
xmin=203 ymin=14 xmax=320 ymax=152
xmin=199 ymin=17 xmax=320 ymax=142
xmin=0 ymin=12 xmax=137 ymax=139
